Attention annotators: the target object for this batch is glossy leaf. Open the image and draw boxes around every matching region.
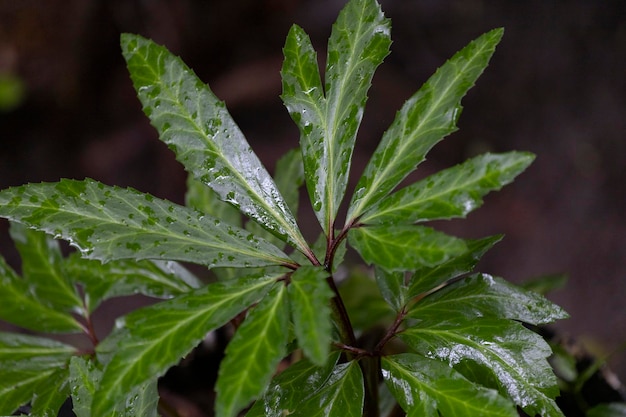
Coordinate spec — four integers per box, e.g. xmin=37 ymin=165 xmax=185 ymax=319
xmin=0 ymin=256 xmax=83 ymax=333
xmin=289 ymin=266 xmax=334 ymax=365
xmin=382 ymin=353 xmax=517 ymax=417
xmin=401 ymin=318 xmax=564 ymax=416
xmin=216 ymin=283 xmax=289 ymax=417
xmin=0 ymin=368 xmax=66 ymax=415
xmin=408 ymin=235 xmax=502 ymax=298
xmin=348 ymin=28 xmax=503 ymax=222
xmin=281 ymin=0 xmax=391 ymax=233
xmin=375 ymin=266 xmax=407 ymax=312
xmin=66 ymin=255 xmax=201 ymax=312
xmin=0 ymin=332 xmax=76 ymax=369
xmin=246 ymin=353 xmax=341 ymax=416
xmin=92 ymin=274 xmax=278 ymax=416
xmin=0 ymin=334 xmax=74 ymax=415
xmin=122 ymin=34 xmax=308 ymax=254
xmin=410 ymin=273 xmax=569 ymax=325
xmin=0 ymin=179 xmax=292 ymax=268
xmin=28 ymin=370 xmax=71 ymax=417
xmin=70 ymin=356 xmax=159 ymax=417
xmin=9 ymin=222 xmax=82 ymax=312
xmin=349 ymin=225 xmax=468 ymax=271
xmin=361 ymin=152 xmax=535 ymax=224
xmin=292 ymin=361 xmax=365 ymax=417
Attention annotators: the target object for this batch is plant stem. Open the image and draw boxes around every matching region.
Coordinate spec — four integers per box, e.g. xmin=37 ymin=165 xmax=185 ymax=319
xmin=375 ymin=307 xmax=407 ymax=354
xmin=327 ymin=276 xmax=357 ymax=347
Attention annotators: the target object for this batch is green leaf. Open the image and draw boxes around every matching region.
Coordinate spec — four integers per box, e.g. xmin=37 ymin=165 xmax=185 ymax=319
xmin=587 ymin=403 xmax=626 ymax=417
xmin=66 ymin=255 xmax=201 ymax=312
xmin=0 ymin=256 xmax=83 ymax=333
xmin=409 ymin=273 xmax=569 ymax=325
xmin=289 ymin=266 xmax=334 ymax=365
xmin=185 ymin=175 xmax=242 ymax=228
xmin=246 ymin=353 xmax=341 ymax=416
xmin=92 ymin=274 xmax=278 ymax=416
xmin=70 ymin=356 xmax=159 ymax=417
xmin=0 ymin=332 xmax=76 ymax=369
xmin=408 ymin=235 xmax=502 ymax=298
xmin=348 ymin=225 xmax=467 ymax=271
xmin=339 ymin=270 xmax=395 ymax=331
xmin=348 ymin=28 xmax=504 ymax=222
xmin=275 ymin=148 xmax=305 ymax=221
xmin=0 ymin=179 xmax=292 ymax=268
xmin=0 ymin=368 xmax=66 ymax=415
xmin=292 ymin=361 xmax=365 ymax=416
xmin=400 ymin=318 xmax=564 ymax=416
xmin=121 ymin=34 xmax=309 ymax=254
xmin=9 ymin=222 xmax=83 ymax=312
xmin=374 ymin=266 xmax=407 ymax=312
xmin=361 ymin=152 xmax=535 ymax=224
xmin=382 ymin=353 xmax=517 ymax=417
xmin=281 ymin=0 xmax=391 ymax=233
xmin=216 ymin=283 xmax=289 ymax=417
xmin=28 ymin=370 xmax=71 ymax=417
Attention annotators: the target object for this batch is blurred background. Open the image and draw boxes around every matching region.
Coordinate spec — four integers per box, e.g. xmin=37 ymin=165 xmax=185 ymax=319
xmin=0 ymin=0 xmax=624 ymax=391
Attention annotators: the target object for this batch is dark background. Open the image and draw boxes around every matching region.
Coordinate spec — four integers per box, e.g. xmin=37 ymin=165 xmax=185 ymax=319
xmin=1 ymin=0 xmax=625 ymax=384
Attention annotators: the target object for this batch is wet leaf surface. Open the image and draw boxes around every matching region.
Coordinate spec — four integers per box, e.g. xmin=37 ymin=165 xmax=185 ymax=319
xmin=349 ymin=224 xmax=467 ymax=271
xmin=348 ymin=28 xmax=503 ymax=222
xmin=382 ymin=353 xmax=517 ymax=417
xmin=122 ymin=34 xmax=309 ymax=254
xmin=0 ymin=179 xmax=292 ymax=268
xmin=361 ymin=152 xmax=534 ymax=224
xmin=401 ymin=318 xmax=565 ymax=416
xmin=288 ymin=265 xmax=334 ymax=365
xmin=409 ymin=273 xmax=569 ymax=325
xmin=282 ymin=0 xmax=390 ymax=233
xmin=92 ymin=275 xmax=278 ymax=416
xmin=215 ymin=284 xmax=289 ymax=417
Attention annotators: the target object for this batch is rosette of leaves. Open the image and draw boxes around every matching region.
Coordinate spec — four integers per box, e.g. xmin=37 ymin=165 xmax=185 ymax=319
xmin=0 ymin=0 xmax=568 ymax=415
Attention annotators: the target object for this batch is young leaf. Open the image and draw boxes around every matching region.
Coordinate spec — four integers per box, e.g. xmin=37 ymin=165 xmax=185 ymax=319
xmin=70 ymin=356 xmax=159 ymax=417
xmin=66 ymin=255 xmax=201 ymax=313
xmin=246 ymin=352 xmax=341 ymax=416
xmin=92 ymin=274 xmax=278 ymax=416
xmin=0 ymin=256 xmax=83 ymax=333
xmin=409 ymin=273 xmax=569 ymax=325
xmin=375 ymin=266 xmax=407 ymax=312
xmin=400 ymin=318 xmax=564 ymax=417
xmin=275 ymin=148 xmax=305 ymax=218
xmin=348 ymin=225 xmax=467 ymax=271
xmin=288 ymin=266 xmax=334 ymax=366
xmin=121 ymin=34 xmax=309 ymax=255
xmin=185 ymin=175 xmax=242 ymax=228
xmin=0 ymin=179 xmax=293 ymax=268
xmin=9 ymin=222 xmax=83 ymax=312
xmin=281 ymin=0 xmax=391 ymax=234
xmin=408 ymin=235 xmax=502 ymax=298
xmin=292 ymin=361 xmax=365 ymax=417
xmin=215 ymin=283 xmax=290 ymax=417
xmin=348 ymin=28 xmax=504 ymax=222
xmin=382 ymin=353 xmax=517 ymax=417
xmin=339 ymin=271 xmax=395 ymax=331
xmin=360 ymin=152 xmax=535 ymax=224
